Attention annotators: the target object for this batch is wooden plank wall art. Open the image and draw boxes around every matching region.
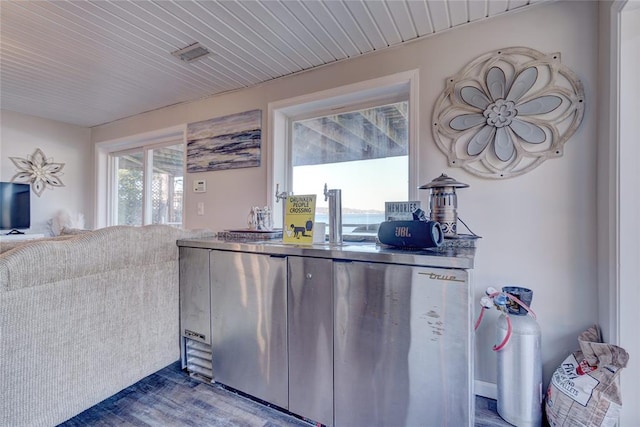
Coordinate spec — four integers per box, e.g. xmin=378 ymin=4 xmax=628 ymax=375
xmin=186 ymin=109 xmax=262 ymax=172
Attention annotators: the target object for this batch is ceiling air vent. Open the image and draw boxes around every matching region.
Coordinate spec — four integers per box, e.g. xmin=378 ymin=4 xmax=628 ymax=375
xmin=172 ymin=43 xmax=210 ymax=63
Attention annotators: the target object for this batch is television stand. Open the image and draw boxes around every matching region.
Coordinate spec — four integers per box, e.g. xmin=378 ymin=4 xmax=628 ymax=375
xmin=0 ymin=232 xmax=45 ymax=242
xmin=6 ymin=229 xmax=25 ymax=235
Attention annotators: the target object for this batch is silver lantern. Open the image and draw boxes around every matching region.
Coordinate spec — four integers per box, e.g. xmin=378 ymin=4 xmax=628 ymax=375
xmin=419 ymin=173 xmax=469 ymax=238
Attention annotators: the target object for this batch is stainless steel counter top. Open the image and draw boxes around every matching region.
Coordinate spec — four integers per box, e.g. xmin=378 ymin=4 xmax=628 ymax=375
xmin=177 ymin=237 xmax=475 ymax=269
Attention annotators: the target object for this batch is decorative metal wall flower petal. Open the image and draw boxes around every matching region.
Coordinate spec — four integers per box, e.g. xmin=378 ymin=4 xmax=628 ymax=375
xmin=10 ymin=148 xmax=65 ymax=196
xmin=432 ymin=47 xmax=585 ymax=179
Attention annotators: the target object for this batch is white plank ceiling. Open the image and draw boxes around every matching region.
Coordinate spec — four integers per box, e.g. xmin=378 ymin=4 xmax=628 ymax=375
xmin=0 ymin=0 xmax=544 ymax=128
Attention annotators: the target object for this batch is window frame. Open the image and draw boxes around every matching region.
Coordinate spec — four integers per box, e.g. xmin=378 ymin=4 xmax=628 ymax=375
xmin=267 ymin=70 xmax=420 ymax=228
xmin=95 ymin=126 xmax=185 ymax=228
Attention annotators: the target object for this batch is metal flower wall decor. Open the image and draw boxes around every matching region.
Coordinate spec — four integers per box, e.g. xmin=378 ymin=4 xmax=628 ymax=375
xmin=10 ymin=148 xmax=65 ymax=196
xmin=432 ymin=47 xmax=585 ymax=179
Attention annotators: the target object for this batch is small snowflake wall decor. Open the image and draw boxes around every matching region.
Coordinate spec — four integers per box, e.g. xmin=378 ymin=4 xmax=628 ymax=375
xmin=432 ymin=47 xmax=585 ymax=179
xmin=10 ymin=148 xmax=65 ymax=196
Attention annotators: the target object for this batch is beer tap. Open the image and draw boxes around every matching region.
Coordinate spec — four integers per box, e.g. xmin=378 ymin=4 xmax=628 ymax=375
xmin=275 ymin=184 xmax=291 ymax=229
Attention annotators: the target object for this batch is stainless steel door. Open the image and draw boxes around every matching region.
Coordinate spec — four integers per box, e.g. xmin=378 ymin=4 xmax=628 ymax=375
xmin=210 ymin=250 xmax=288 ymax=409
xmin=179 ymin=247 xmax=211 ymax=344
xmin=334 ymin=261 xmax=472 ymax=427
xmin=288 ymin=256 xmax=333 ymax=426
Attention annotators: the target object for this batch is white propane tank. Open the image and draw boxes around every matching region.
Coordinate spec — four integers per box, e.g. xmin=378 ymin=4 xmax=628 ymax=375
xmin=496 ymin=287 xmax=542 ymax=427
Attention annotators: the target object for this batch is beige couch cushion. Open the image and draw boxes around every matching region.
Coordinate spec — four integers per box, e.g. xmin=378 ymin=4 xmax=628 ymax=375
xmin=0 ymin=225 xmax=212 ymax=292
xmin=0 ymin=234 xmax=78 ymax=255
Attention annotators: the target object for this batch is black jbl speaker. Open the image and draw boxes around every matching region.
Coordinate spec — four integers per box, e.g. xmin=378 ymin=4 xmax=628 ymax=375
xmin=377 ymin=220 xmax=444 ymax=248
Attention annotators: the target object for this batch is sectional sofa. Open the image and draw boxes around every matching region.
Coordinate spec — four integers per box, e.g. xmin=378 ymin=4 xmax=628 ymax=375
xmin=0 ymin=225 xmax=213 ymax=427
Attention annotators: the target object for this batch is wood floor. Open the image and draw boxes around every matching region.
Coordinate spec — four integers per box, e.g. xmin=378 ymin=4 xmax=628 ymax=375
xmin=59 ymin=361 xmax=511 ymax=427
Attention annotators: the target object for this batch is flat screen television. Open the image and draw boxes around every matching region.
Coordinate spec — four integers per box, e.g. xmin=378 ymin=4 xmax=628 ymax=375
xmin=0 ymin=182 xmax=31 ymax=231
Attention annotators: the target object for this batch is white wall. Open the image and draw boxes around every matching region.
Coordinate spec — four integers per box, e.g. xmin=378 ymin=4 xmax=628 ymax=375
xmin=92 ymin=1 xmax=599 ymax=390
xmin=1 ymin=110 xmax=93 ymax=233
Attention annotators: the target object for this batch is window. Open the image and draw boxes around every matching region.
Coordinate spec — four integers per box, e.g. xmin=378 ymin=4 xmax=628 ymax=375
xmin=270 ymin=71 xmax=418 ymax=234
xmin=113 ymin=150 xmax=144 ymax=225
xmin=291 ymin=101 xmax=409 ymax=232
xmin=109 ymin=142 xmax=184 ymax=227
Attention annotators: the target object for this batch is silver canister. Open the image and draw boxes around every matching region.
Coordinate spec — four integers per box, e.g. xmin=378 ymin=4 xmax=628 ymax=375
xmin=496 ymin=287 xmax=542 ymax=427
xmin=419 ymin=174 xmax=469 ymax=238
